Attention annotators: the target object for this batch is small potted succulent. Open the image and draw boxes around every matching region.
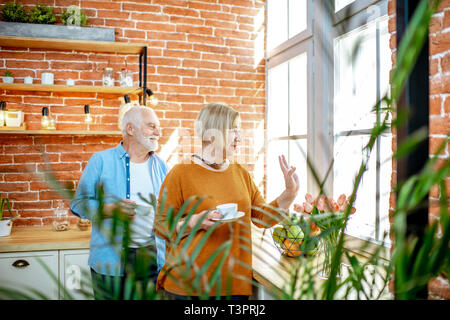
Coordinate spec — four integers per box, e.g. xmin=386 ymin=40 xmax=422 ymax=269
xmin=2 ymin=70 xmax=14 ymax=83
xmin=0 ymin=1 xmax=29 ymax=23
xmin=28 ymin=4 xmax=56 ymax=24
xmin=61 ymin=6 xmax=87 ymax=27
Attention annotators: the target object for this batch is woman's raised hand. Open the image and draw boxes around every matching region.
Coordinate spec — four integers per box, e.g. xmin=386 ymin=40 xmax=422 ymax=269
xmin=279 ymin=155 xmax=300 ymax=195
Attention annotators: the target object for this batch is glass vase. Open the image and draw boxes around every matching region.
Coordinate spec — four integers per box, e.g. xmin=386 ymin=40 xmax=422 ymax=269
xmin=318 ymin=230 xmax=341 ymax=279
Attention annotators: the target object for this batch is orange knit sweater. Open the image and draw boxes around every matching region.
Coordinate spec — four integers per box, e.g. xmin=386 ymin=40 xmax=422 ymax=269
xmin=154 ymin=163 xmax=280 ymax=297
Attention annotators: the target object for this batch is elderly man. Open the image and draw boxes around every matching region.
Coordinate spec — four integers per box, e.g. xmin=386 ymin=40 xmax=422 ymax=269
xmin=70 ymin=106 xmax=169 ymax=300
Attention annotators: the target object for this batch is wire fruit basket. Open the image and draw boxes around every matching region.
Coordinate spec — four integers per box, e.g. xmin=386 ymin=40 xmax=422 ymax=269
xmin=271 ymin=224 xmax=319 ymax=258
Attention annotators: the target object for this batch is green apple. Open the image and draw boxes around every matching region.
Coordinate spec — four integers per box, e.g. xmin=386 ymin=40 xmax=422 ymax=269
xmin=272 ymin=226 xmax=287 ymax=244
xmin=286 ymin=224 xmax=304 ymax=244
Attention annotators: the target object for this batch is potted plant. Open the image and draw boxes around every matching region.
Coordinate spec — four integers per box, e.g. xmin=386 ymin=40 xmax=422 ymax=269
xmin=61 ymin=6 xmax=87 ymax=27
xmin=2 ymin=70 xmax=14 ymax=83
xmin=0 ymin=1 xmax=28 ymax=23
xmin=0 ymin=196 xmax=13 ymax=237
xmin=28 ymin=4 xmax=56 ymax=24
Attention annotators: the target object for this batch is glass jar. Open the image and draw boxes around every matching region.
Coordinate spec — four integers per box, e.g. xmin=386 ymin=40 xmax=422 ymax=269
xmin=102 ymin=67 xmax=114 ymax=87
xmin=53 ymin=200 xmax=69 ymax=232
xmin=119 ymin=68 xmax=133 ymax=87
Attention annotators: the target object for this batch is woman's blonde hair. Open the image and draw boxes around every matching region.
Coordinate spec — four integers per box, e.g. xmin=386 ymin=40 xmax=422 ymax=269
xmin=194 ymin=103 xmax=239 ymax=147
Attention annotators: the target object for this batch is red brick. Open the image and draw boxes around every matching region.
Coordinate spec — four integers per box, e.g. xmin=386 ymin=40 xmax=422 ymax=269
xmin=14 ymin=154 xmax=59 ymax=163
xmin=8 ymin=192 xmax=38 ymax=201
xmin=182 ymin=59 xmax=220 ymax=70
xmin=6 ymin=60 xmax=49 ymax=69
xmin=13 ymin=201 xmax=52 ymax=210
xmin=430 ymin=32 xmax=450 ymax=55
xmin=182 ymin=77 xmax=218 ymax=86
xmin=37 ymin=162 xmax=81 ymax=172
xmin=201 ymin=11 xmax=236 ymax=22
xmin=193 ymin=44 xmax=229 ymax=54
xmin=0 ymin=155 xmax=13 ymax=164
xmin=0 ymin=182 xmax=29 ymax=192
xmin=169 ymin=15 xmax=204 ymax=26
xmin=198 ymin=69 xmax=233 ymax=79
xmin=157 ymin=66 xmax=195 ymax=77
xmin=188 ymin=1 xmax=221 ymax=11
xmin=165 ymin=94 xmax=205 ymax=104
xmin=0 ymin=164 xmax=36 ymax=173
xmin=163 ymin=6 xmax=199 ymax=18
xmin=80 ymin=1 xmax=121 ymax=10
xmin=430 ymin=96 xmax=442 ymax=115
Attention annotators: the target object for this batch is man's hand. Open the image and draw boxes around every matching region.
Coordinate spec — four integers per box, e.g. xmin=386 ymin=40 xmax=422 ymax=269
xmin=103 ymin=199 xmax=137 ymax=218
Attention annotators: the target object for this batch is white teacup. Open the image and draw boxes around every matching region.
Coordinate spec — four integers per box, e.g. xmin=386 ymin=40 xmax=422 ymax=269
xmin=216 ymin=203 xmax=238 ymax=219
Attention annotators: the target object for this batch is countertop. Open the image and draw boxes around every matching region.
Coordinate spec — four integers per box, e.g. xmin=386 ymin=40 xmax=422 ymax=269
xmin=0 ymin=226 xmax=91 ymax=253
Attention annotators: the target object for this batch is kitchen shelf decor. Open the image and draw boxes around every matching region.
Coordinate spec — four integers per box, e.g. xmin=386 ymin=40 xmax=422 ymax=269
xmin=0 ymin=35 xmax=150 ymax=135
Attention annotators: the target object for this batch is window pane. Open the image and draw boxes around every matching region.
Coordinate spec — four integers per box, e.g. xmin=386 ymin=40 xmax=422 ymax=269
xmin=266 ymin=140 xmax=289 ymax=202
xmin=289 ymin=139 xmax=308 ymax=202
xmin=268 ymin=62 xmax=289 ymax=138
xmin=267 ymin=0 xmax=307 ymax=52
xmin=379 ymin=17 xmax=391 ymax=100
xmin=289 ymin=52 xmax=308 ymax=136
xmin=288 ymin=0 xmax=307 ymax=38
xmin=334 ymin=134 xmax=377 ymax=240
xmin=335 ymin=0 xmax=355 ymax=12
xmin=334 ymin=22 xmax=378 ymax=133
xmin=267 ymin=0 xmax=288 ymax=51
xmin=378 ymin=134 xmax=392 ymax=244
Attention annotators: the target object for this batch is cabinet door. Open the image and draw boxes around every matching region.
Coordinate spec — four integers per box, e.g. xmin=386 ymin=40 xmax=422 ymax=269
xmin=59 ymin=249 xmax=93 ymax=300
xmin=0 ymin=251 xmax=59 ymax=300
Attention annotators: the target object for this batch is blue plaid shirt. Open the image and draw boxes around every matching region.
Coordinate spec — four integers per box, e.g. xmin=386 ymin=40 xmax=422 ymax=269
xmin=70 ymin=143 xmax=169 ymax=276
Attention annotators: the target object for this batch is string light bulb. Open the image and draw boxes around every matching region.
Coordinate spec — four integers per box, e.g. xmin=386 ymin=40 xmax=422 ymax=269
xmin=41 ymin=107 xmax=55 ymax=130
xmin=0 ymin=101 xmax=5 ymax=126
xmin=146 ymin=89 xmax=158 ymax=106
xmin=84 ymin=104 xmax=92 ymax=124
xmin=41 ymin=107 xmax=49 ymax=129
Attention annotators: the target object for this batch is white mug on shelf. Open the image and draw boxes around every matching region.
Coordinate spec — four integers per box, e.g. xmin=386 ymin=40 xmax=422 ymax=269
xmin=41 ymin=72 xmax=54 ymax=85
xmin=24 ymin=76 xmax=33 ymax=84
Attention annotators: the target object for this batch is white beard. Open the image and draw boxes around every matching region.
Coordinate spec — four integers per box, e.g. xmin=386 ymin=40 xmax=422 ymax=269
xmin=136 ymin=131 xmax=159 ymax=152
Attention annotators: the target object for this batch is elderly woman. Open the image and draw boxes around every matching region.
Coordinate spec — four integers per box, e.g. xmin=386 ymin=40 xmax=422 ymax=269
xmin=154 ymin=103 xmax=299 ymax=300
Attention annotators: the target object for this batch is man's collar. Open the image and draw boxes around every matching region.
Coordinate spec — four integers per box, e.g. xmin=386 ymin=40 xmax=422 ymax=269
xmin=115 ymin=142 xmax=128 ymax=159
xmin=115 ymin=142 xmax=155 ymax=159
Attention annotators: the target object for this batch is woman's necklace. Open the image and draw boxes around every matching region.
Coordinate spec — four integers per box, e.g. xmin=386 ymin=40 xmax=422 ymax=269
xmin=192 ymin=154 xmax=226 ymax=170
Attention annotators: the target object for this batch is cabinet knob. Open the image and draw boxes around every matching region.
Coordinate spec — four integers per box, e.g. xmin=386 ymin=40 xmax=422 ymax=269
xmin=12 ymin=259 xmax=30 ymax=268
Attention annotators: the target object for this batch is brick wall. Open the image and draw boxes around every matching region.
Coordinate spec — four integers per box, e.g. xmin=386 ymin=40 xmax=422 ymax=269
xmin=388 ymin=0 xmax=450 ymax=300
xmin=0 ymin=0 xmax=266 ymax=225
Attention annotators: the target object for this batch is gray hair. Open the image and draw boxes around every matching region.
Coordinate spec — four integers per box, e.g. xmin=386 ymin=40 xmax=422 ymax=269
xmin=122 ymin=106 xmax=146 ymax=137
xmin=194 ymin=103 xmax=239 ymax=147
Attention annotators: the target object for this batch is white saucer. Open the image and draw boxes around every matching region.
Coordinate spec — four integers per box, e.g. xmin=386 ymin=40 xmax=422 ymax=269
xmin=211 ymin=211 xmax=245 ymax=222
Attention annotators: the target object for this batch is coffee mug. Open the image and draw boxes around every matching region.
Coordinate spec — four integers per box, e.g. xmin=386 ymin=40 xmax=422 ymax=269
xmin=24 ymin=76 xmax=33 ymax=84
xmin=216 ymin=203 xmax=238 ymax=218
xmin=41 ymin=72 xmax=54 ymax=85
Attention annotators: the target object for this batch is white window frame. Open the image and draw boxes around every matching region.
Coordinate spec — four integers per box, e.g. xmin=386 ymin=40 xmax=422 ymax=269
xmin=266 ymin=0 xmax=391 ymax=246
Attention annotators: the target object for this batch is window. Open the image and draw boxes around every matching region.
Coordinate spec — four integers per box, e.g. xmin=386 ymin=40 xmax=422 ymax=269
xmin=266 ymin=0 xmax=392 ymax=245
xmin=266 ymin=0 xmax=312 ymax=204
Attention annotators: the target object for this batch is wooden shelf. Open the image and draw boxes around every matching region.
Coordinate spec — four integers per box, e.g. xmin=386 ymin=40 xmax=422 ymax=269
xmin=0 ymin=83 xmax=142 ymax=94
xmin=0 ymin=36 xmax=146 ymax=54
xmin=0 ymin=128 xmax=122 ymax=135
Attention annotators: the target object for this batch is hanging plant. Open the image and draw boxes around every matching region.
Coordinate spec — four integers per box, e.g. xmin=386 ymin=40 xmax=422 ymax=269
xmin=29 ymin=4 xmax=56 ymax=24
xmin=61 ymin=6 xmax=87 ymax=27
xmin=1 ymin=1 xmax=29 ymax=23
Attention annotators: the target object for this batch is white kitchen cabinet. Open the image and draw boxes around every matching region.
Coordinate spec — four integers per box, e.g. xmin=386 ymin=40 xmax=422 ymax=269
xmin=59 ymin=249 xmax=93 ymax=300
xmin=0 ymin=249 xmax=93 ymax=300
xmin=0 ymin=250 xmax=59 ymax=300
